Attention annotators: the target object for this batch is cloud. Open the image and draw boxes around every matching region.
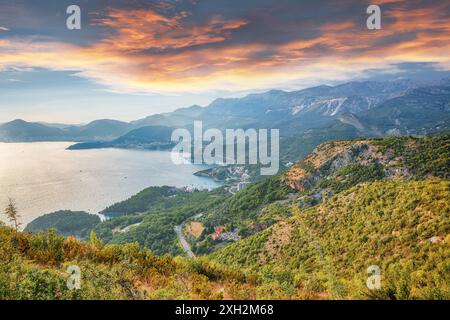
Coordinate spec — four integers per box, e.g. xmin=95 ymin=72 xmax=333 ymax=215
xmin=92 ymin=8 xmax=248 ymax=52
xmin=0 ymin=26 xmax=9 ymax=31
xmin=0 ymin=0 xmax=449 ymax=93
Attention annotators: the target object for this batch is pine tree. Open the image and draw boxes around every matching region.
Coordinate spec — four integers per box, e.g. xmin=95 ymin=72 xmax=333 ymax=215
xmin=4 ymin=198 xmax=21 ymax=231
xmin=90 ymin=229 xmax=102 ymax=248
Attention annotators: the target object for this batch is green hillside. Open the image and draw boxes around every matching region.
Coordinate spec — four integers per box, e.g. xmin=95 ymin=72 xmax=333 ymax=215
xmin=210 ymin=179 xmax=450 ymax=299
xmin=25 ymin=134 xmax=449 ymax=258
xmin=14 ymin=134 xmax=449 ymax=300
xmin=0 ymin=226 xmax=254 ymax=300
xmin=95 ymin=187 xmax=229 ymax=255
xmin=4 ymin=179 xmax=448 ymax=300
xmin=24 ymin=211 xmax=100 ymax=239
xmin=189 ymin=134 xmax=450 ymax=254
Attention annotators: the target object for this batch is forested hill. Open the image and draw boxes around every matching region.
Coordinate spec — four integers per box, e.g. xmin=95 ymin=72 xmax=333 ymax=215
xmin=24 ymin=134 xmax=449 ymax=257
xmin=0 ymin=225 xmax=256 ymax=299
xmin=2 ymin=179 xmax=448 ymax=299
xmin=12 ymin=133 xmax=449 ymax=299
xmin=210 ymin=179 xmax=450 ymax=299
xmin=24 ymin=210 xmax=100 ymax=239
xmin=190 ymin=133 xmax=450 ymax=250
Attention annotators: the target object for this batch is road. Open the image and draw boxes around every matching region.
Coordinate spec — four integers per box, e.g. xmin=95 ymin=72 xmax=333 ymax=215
xmin=174 ymin=224 xmax=196 ymax=258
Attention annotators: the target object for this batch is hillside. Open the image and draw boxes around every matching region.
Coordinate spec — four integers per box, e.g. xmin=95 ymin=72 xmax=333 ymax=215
xmin=210 ymin=179 xmax=450 ymax=299
xmin=95 ymin=187 xmax=229 ymax=255
xmin=285 ymin=134 xmax=450 ymax=199
xmin=24 ymin=211 xmax=100 ymax=239
xmin=25 ymin=134 xmax=449 ymax=259
xmin=67 ymin=125 xmax=174 ymax=150
xmin=0 ymin=225 xmax=255 ymax=299
xmin=187 ymin=134 xmax=450 ymax=254
xmin=5 ymin=179 xmax=449 ymax=299
xmin=11 ymin=134 xmax=450 ymax=299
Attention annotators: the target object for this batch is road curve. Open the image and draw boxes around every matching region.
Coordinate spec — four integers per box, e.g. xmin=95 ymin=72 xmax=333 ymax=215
xmin=174 ymin=224 xmax=196 ymax=258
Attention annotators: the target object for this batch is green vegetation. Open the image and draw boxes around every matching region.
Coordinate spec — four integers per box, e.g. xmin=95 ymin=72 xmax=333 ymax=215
xmin=0 ymin=226 xmax=254 ymax=299
xmin=101 ymin=186 xmax=185 ymax=217
xmin=286 ymin=134 xmax=450 ymax=210
xmin=24 ymin=211 xmax=100 ymax=239
xmin=211 ymin=179 xmax=450 ymax=299
xmin=5 ymin=134 xmax=450 ymax=299
xmin=92 ymin=175 xmax=290 ymax=256
xmin=95 ymin=188 xmax=229 ymax=255
xmin=375 ymin=133 xmax=450 ymax=179
xmin=318 ymin=163 xmax=385 ymax=192
xmin=5 ymin=179 xmax=448 ymax=300
xmin=280 ymin=121 xmax=361 ymax=163
xmin=25 ymin=134 xmax=450 ymax=260
xmin=188 ymin=175 xmax=292 ymax=254
xmin=3 ymin=198 xmax=21 ymax=231
xmin=212 ymin=175 xmax=291 ymax=225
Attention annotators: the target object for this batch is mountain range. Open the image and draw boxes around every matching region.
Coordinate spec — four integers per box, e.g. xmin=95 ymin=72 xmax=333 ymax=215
xmin=2 ymin=79 xmax=449 ymax=147
xmin=2 ymin=78 xmax=448 ymax=184
xmin=0 ymin=118 xmax=134 ymax=142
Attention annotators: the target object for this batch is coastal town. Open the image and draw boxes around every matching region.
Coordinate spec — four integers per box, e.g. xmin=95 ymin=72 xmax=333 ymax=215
xmin=209 ymin=226 xmax=241 ymax=242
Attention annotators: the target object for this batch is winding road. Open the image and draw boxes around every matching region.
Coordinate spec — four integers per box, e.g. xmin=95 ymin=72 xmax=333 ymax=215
xmin=174 ymin=224 xmax=196 ymax=258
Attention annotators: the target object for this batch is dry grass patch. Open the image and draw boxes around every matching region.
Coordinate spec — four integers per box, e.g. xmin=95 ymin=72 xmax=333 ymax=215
xmin=185 ymin=221 xmax=205 ymax=238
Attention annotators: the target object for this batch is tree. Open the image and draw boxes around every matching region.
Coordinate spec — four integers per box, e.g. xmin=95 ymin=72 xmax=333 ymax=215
xmin=90 ymin=230 xmax=102 ymax=248
xmin=4 ymin=198 xmax=21 ymax=231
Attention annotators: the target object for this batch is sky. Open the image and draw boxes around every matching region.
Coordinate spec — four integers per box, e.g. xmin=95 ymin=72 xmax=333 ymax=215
xmin=0 ymin=0 xmax=449 ymax=123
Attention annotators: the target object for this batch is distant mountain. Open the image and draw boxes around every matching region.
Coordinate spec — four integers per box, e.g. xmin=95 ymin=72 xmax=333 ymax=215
xmin=37 ymin=122 xmax=80 ymax=129
xmin=68 ymin=119 xmax=134 ymax=141
xmin=132 ymin=79 xmax=420 ymax=134
xmin=131 ymin=105 xmax=204 ymax=128
xmin=67 ymin=125 xmax=174 ymax=150
xmin=0 ymin=119 xmax=70 ymax=142
xmin=275 ymin=82 xmax=450 ymax=162
xmin=0 ymin=119 xmax=136 ymax=142
xmin=64 ymin=80 xmax=450 ymax=161
xmin=3 ymin=79 xmax=449 ymax=146
xmin=357 ymin=84 xmax=450 ymax=135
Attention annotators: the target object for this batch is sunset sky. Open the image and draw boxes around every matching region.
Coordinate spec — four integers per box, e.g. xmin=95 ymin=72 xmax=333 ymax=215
xmin=0 ymin=0 xmax=449 ymax=123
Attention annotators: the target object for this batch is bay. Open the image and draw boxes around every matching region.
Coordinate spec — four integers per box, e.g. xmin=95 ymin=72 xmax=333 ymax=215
xmin=0 ymin=142 xmax=219 ymax=226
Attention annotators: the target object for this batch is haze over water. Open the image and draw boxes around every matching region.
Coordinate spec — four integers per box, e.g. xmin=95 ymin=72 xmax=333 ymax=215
xmin=0 ymin=142 xmax=220 ymax=227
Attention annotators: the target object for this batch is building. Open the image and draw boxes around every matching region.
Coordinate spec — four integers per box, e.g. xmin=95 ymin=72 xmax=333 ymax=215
xmin=210 ymin=226 xmax=241 ymax=242
xmin=237 ymin=181 xmax=250 ymax=191
xmin=210 ymin=226 xmax=225 ymax=240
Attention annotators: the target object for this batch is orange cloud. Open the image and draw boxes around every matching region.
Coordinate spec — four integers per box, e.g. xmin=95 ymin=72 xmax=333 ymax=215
xmin=0 ymin=2 xmax=449 ymax=94
xmin=92 ymin=8 xmax=248 ymax=52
